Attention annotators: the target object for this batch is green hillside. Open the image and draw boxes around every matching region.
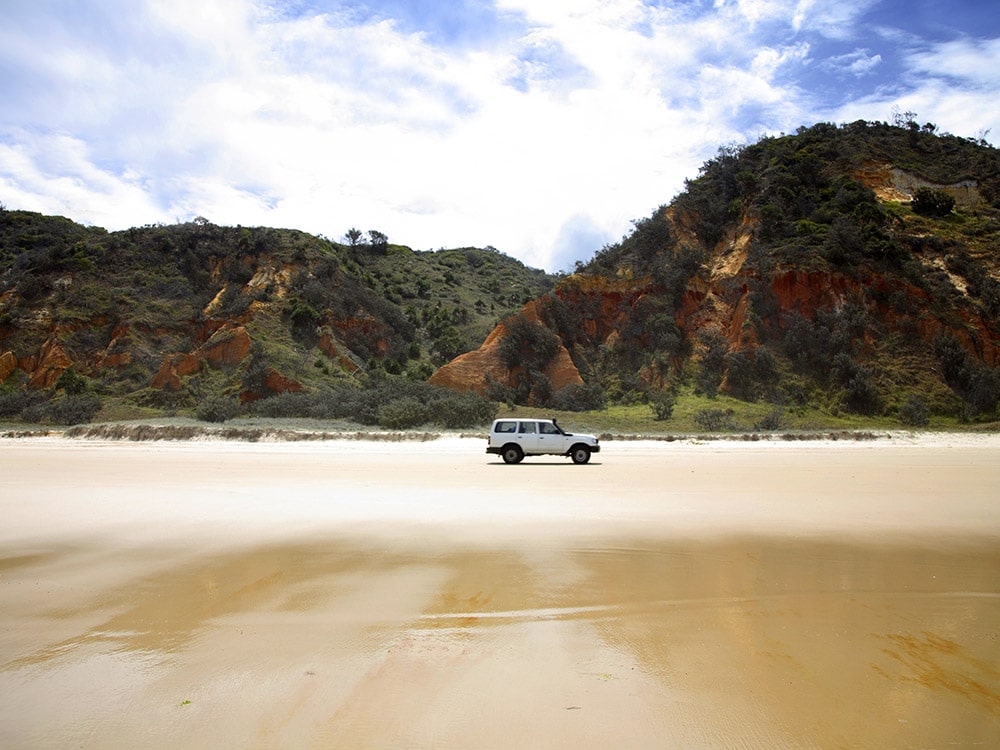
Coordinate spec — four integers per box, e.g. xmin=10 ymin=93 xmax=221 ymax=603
xmin=2 ymin=117 xmax=999 ymax=432
xmin=447 ymin=119 xmax=1000 ymax=430
xmin=0 ymin=212 xmax=550 ymax=426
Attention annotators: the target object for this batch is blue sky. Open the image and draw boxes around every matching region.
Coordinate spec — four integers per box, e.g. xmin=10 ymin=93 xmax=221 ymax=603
xmin=2 ymin=1 xmax=998 ymax=272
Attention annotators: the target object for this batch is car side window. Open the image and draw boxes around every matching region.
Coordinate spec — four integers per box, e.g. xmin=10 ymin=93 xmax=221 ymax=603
xmin=518 ymin=421 xmax=536 ymax=434
xmin=495 ymin=421 xmax=516 ymax=433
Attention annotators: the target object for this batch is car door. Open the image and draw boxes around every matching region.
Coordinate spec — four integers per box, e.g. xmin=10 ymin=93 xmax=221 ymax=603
xmin=516 ymin=420 xmax=539 ymax=454
xmin=537 ymin=421 xmax=563 ymax=454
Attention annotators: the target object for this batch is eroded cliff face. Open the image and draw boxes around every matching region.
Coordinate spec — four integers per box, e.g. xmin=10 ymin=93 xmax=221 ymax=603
xmin=430 ymin=176 xmax=1000 ymax=400
xmin=429 ymin=295 xmax=586 ymax=398
xmin=853 ymin=163 xmax=983 ymax=206
xmin=0 ymin=253 xmax=389 ymax=401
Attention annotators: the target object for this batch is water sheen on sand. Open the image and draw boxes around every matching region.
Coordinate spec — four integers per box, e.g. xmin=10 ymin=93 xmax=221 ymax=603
xmin=1 ymin=436 xmax=998 ymax=748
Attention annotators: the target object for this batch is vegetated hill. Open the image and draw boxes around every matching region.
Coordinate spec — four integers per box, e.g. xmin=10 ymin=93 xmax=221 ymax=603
xmin=431 ymin=119 xmax=1000 ymax=425
xmin=0 ymin=212 xmax=552 ymax=424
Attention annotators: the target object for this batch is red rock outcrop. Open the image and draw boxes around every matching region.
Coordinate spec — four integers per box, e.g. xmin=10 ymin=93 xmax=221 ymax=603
xmin=318 ymin=329 xmax=363 ymax=372
xmin=151 ymin=326 xmax=252 ymax=390
xmin=331 ymin=316 xmax=391 ymax=357
xmin=0 ymin=350 xmax=16 ymax=384
xmin=429 ymin=301 xmax=585 ymax=399
xmin=199 ymin=326 xmax=252 ymax=367
xmin=21 ymin=339 xmax=72 ymax=389
xmin=240 ymin=368 xmax=304 ymax=403
xmin=151 ymin=352 xmax=203 ymax=390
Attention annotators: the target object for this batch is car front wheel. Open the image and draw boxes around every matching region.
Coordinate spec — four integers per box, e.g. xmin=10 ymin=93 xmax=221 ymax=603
xmin=570 ymin=446 xmax=591 ymax=464
xmin=502 ymin=445 xmax=524 ymax=464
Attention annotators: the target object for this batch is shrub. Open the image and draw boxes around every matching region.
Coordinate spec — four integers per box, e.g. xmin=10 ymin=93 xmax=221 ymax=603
xmin=55 ymin=368 xmax=89 ymax=395
xmin=21 ymin=394 xmax=102 ymax=425
xmin=0 ymin=390 xmax=45 ymax=418
xmin=649 ymin=389 xmax=677 ymax=421
xmin=832 ymin=353 xmax=881 ymax=415
xmin=898 ymin=395 xmax=930 ymax=426
xmin=432 ymin=393 xmax=498 ymax=428
xmin=694 ymin=331 xmax=728 ymax=397
xmin=963 ymin=367 xmax=1000 ymax=418
xmin=694 ymin=408 xmax=736 ymax=431
xmin=196 ymin=395 xmax=241 ymax=423
xmin=497 ymin=316 xmax=559 ymax=371
xmin=376 ymin=397 xmax=430 ymax=429
xmin=753 ymin=407 xmax=786 ymax=431
xmin=723 ymin=351 xmax=754 ymax=400
xmin=550 ymin=383 xmax=606 ymax=412
xmin=933 ymin=334 xmax=1000 ymax=417
xmin=484 ymin=373 xmax=516 ymax=408
xmin=528 ymin=371 xmax=553 ymax=407
xmin=911 ymin=187 xmax=955 ymax=217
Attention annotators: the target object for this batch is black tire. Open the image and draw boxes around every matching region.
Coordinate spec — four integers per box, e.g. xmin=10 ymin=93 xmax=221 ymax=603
xmin=502 ymin=445 xmax=524 ymax=464
xmin=570 ymin=446 xmax=591 ymax=464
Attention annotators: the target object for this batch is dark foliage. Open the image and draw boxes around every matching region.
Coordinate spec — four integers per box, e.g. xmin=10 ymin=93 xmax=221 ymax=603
xmin=250 ymin=379 xmax=497 ymax=429
xmin=649 ymin=385 xmax=678 ymax=421
xmin=694 ymin=408 xmax=737 ymax=431
xmin=0 ymin=389 xmax=46 ymax=418
xmin=550 ymin=382 xmax=606 ymax=412
xmin=935 ymin=333 xmax=1000 ymax=417
xmin=694 ymin=331 xmax=729 ymax=397
xmin=21 ymin=394 xmax=102 ymax=425
xmin=196 ymin=395 xmax=242 ymax=423
xmin=912 ymin=187 xmax=956 ymax=217
xmin=898 ymin=395 xmax=931 ymax=426
xmin=831 ymin=353 xmax=881 ymax=415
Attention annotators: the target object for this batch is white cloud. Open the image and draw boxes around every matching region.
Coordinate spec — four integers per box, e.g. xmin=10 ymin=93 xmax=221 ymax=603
xmin=831 ymin=35 xmax=1000 ymax=143
xmin=1 ymin=0 xmax=996 ymax=271
xmin=907 ymin=37 xmax=1000 ymax=87
xmin=0 ymin=131 xmax=164 ymax=225
xmin=821 ymin=49 xmax=883 ymax=77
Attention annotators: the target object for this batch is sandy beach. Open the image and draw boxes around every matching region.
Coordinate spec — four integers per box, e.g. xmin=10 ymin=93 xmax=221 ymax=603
xmin=2 ymin=433 xmax=999 ymax=748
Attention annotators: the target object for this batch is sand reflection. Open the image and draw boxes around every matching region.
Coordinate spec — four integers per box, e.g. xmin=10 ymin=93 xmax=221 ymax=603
xmin=2 ymin=437 xmax=999 ymax=748
xmin=3 ymin=536 xmax=998 ymax=748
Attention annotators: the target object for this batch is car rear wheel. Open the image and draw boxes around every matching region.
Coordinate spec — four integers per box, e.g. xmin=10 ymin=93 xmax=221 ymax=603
xmin=502 ymin=445 xmax=524 ymax=464
xmin=571 ymin=446 xmax=591 ymax=464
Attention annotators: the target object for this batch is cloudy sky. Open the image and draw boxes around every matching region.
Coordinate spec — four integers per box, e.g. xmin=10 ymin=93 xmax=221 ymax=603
xmin=2 ymin=1 xmax=999 ymax=271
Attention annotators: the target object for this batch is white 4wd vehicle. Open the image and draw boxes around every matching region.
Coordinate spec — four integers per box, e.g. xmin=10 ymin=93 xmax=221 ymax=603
xmin=487 ymin=418 xmax=601 ymax=464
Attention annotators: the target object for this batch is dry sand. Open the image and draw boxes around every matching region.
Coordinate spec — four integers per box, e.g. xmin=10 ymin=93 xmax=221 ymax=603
xmin=1 ymin=433 xmax=999 ymax=748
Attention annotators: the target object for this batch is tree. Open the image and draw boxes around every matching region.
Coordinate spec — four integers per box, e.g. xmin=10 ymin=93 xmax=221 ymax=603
xmin=367 ymin=230 xmax=388 ymax=254
xmin=650 ymin=387 xmax=677 ymax=421
xmin=344 ymin=228 xmax=363 ymax=247
xmin=497 ymin=315 xmax=561 ymax=406
xmin=694 ymin=331 xmax=728 ymax=397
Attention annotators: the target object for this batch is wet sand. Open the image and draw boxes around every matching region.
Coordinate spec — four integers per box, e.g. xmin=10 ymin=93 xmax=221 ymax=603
xmin=2 ymin=435 xmax=999 ymax=748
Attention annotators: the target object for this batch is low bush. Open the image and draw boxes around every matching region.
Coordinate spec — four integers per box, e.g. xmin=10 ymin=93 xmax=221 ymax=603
xmin=898 ymin=395 xmax=930 ymax=426
xmin=753 ymin=407 xmax=786 ymax=431
xmin=432 ymin=393 xmax=497 ymax=428
xmin=694 ymin=408 xmax=737 ymax=431
xmin=911 ymin=187 xmax=955 ymax=217
xmin=649 ymin=389 xmax=677 ymax=421
xmin=550 ymin=383 xmax=606 ymax=412
xmin=251 ymin=381 xmax=498 ymax=430
xmin=21 ymin=394 xmax=102 ymax=425
xmin=0 ymin=390 xmax=46 ymax=418
xmin=376 ymin=397 xmax=430 ymax=429
xmin=196 ymin=395 xmax=241 ymax=423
